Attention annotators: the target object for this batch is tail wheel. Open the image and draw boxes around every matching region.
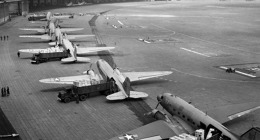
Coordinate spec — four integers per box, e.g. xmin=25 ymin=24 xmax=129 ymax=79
xmin=64 ymin=97 xmax=71 ymax=103
xmin=79 ymin=95 xmax=87 ymax=101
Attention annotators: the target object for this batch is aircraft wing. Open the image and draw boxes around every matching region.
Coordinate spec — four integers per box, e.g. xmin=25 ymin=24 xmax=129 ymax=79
xmin=106 ymin=91 xmax=127 ymax=100
xmin=19 ymin=34 xmax=51 ymax=40
xmin=66 ymin=35 xmax=95 ymax=40
xmin=19 ymin=49 xmax=45 ymax=54
xmin=123 ymin=71 xmax=172 ymax=82
xmin=109 ymin=120 xmax=177 ymax=140
xmin=76 ymin=47 xmax=115 ymax=55
xmin=19 ymin=28 xmax=46 ymax=33
xmin=39 ymin=75 xmax=91 ymax=84
xmin=60 ymin=28 xmax=84 ymax=33
xmin=207 ymin=102 xmax=260 ymax=124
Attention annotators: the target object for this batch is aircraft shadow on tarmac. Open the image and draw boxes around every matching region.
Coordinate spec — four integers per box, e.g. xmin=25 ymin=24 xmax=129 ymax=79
xmin=131 ymin=79 xmax=169 ymax=86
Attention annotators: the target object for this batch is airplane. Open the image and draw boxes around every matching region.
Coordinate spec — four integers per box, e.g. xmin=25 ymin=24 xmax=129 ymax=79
xmin=28 ymin=11 xmax=73 ymax=21
xmin=19 ymin=25 xmax=94 ymax=43
xmin=110 ymin=93 xmax=260 ymax=140
xmin=39 ymin=59 xmax=173 ymax=100
xmin=19 ymin=18 xmax=83 ymax=34
xmin=19 ymin=39 xmax=115 ymax=63
xmin=66 ymin=1 xmax=87 ymax=7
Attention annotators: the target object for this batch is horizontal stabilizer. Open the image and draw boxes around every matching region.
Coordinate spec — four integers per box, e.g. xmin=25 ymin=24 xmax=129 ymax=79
xmin=106 ymin=91 xmax=148 ymax=100
xmin=207 ymin=102 xmax=260 ymax=124
xmin=19 ymin=28 xmax=46 ymax=33
xmin=67 ymin=34 xmax=95 ymax=40
xmin=19 ymin=34 xmax=51 ymax=40
xmin=75 ymin=57 xmax=91 ymax=63
xmin=49 ymin=42 xmax=57 ymax=46
xmin=61 ymin=57 xmax=76 ymax=63
xmin=129 ymin=91 xmax=148 ymax=99
xmin=60 ymin=28 xmax=84 ymax=33
xmin=76 ymin=47 xmax=115 ymax=54
xmin=106 ymin=91 xmax=126 ymax=100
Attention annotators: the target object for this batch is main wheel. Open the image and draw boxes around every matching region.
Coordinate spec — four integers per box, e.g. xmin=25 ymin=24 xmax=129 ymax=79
xmin=79 ymin=95 xmax=87 ymax=101
xmin=63 ymin=97 xmax=71 ymax=103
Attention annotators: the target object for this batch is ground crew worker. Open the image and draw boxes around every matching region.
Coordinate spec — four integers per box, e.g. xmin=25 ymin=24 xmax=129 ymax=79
xmin=75 ymin=93 xmax=79 ymax=104
xmin=17 ymin=52 xmax=20 ymax=58
xmin=3 ymin=36 xmax=5 ymax=41
xmin=7 ymin=35 xmax=8 ymax=40
xmin=1 ymin=88 xmax=3 ymax=97
xmin=0 ymin=36 xmax=2 ymax=41
xmin=3 ymin=87 xmax=6 ymax=97
xmin=6 ymin=86 xmax=9 ymax=96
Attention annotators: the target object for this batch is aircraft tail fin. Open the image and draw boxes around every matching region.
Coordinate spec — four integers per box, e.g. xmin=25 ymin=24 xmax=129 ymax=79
xmin=123 ymin=77 xmax=131 ymax=97
xmin=46 ymin=12 xmax=51 ymax=21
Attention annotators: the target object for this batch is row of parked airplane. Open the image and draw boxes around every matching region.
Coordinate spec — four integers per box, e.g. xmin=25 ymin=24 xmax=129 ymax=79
xmin=20 ymin=11 xmax=259 ymax=140
xmin=19 ymin=12 xmax=115 ymax=63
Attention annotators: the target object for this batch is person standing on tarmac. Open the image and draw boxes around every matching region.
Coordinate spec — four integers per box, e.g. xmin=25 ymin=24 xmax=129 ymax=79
xmin=1 ymin=87 xmax=3 ymax=97
xmin=6 ymin=86 xmax=9 ymax=96
xmin=75 ymin=93 xmax=79 ymax=104
xmin=3 ymin=87 xmax=6 ymax=97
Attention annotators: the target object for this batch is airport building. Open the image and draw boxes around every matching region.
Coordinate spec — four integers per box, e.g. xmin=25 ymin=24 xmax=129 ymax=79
xmin=0 ymin=0 xmax=29 ymax=24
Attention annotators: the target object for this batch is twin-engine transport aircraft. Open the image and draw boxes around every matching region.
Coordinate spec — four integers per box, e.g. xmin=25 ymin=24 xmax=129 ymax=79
xmin=28 ymin=11 xmax=73 ymax=21
xmin=19 ymin=39 xmax=115 ymax=63
xmin=110 ymin=93 xmax=260 ymax=140
xmin=39 ymin=59 xmax=172 ymax=100
xmin=19 ymin=25 xmax=94 ymax=42
xmin=19 ymin=18 xmax=83 ymax=34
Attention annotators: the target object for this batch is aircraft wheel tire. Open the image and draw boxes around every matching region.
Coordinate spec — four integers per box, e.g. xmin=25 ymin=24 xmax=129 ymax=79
xmin=64 ymin=97 xmax=71 ymax=103
xmin=79 ymin=95 xmax=87 ymax=101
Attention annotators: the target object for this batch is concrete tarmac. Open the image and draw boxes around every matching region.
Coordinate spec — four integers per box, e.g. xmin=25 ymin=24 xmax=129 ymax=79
xmin=0 ymin=1 xmax=260 ymax=139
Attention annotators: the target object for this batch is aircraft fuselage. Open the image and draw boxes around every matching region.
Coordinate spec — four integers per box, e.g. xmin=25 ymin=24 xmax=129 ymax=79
xmin=158 ymin=93 xmax=239 ymax=140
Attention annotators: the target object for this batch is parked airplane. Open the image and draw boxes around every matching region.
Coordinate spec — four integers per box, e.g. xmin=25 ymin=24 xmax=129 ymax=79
xmin=19 ymin=25 xmax=94 ymax=42
xmin=20 ymin=18 xmax=83 ymax=34
xmin=19 ymin=39 xmax=114 ymax=63
xmin=39 ymin=59 xmax=172 ymax=100
xmin=28 ymin=11 xmax=73 ymax=21
xmin=110 ymin=93 xmax=260 ymax=140
xmin=66 ymin=1 xmax=87 ymax=7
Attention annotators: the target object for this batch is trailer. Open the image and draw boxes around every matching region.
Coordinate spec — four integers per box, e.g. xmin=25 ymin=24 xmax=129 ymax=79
xmin=31 ymin=51 xmax=68 ymax=64
xmin=58 ymin=78 xmax=118 ymax=103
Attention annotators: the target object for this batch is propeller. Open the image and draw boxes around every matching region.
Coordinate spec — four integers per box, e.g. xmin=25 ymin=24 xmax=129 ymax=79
xmin=155 ymin=102 xmax=160 ymax=109
xmin=83 ymin=63 xmax=93 ymax=74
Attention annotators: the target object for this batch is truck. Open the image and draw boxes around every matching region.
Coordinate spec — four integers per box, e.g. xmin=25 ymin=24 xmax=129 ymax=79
xmin=58 ymin=78 xmax=118 ymax=103
xmin=31 ymin=51 xmax=68 ymax=64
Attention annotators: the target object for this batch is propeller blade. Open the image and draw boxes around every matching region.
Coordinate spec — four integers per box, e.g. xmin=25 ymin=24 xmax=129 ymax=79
xmin=155 ymin=102 xmax=160 ymax=109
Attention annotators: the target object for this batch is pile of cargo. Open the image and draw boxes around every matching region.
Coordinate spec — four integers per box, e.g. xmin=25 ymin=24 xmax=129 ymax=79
xmin=169 ymin=129 xmax=217 ymax=140
xmin=73 ymin=75 xmax=102 ymax=87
